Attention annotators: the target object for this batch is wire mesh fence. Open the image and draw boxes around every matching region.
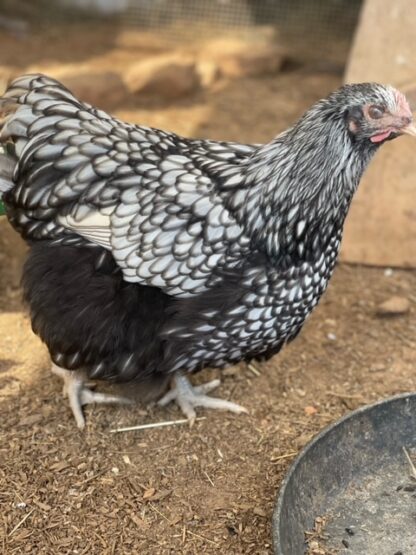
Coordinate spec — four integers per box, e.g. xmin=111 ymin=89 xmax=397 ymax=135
xmin=125 ymin=0 xmax=361 ymax=36
xmin=124 ymin=0 xmax=363 ymax=58
xmin=0 ymin=0 xmax=363 ymax=64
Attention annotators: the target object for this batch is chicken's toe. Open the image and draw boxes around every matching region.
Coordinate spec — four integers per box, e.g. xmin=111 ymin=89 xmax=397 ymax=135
xmin=157 ymin=372 xmax=247 ymax=424
xmin=52 ymin=363 xmax=131 ymax=429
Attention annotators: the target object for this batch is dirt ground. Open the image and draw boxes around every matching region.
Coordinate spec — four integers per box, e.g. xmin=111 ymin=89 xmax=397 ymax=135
xmin=0 ymin=23 xmax=415 ymax=555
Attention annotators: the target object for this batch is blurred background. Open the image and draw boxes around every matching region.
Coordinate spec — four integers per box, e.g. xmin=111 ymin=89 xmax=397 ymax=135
xmin=1 ymin=3 xmax=415 ymax=555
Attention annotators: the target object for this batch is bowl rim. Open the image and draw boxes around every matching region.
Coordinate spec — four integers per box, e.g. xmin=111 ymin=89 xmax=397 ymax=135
xmin=272 ymin=391 xmax=416 ymax=554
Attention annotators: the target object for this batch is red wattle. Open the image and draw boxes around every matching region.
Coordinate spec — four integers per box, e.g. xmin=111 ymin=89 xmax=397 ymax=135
xmin=370 ymin=130 xmax=392 ymax=143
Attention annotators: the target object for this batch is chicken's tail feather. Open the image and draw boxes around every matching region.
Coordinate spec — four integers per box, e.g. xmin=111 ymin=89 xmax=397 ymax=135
xmin=0 ymin=148 xmax=15 ymax=194
xmin=0 ymin=98 xmax=20 ymax=195
xmin=0 ymin=73 xmax=84 ymax=198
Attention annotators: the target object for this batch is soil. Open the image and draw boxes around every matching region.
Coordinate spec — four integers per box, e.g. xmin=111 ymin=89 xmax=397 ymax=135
xmin=0 ymin=23 xmax=415 ymax=555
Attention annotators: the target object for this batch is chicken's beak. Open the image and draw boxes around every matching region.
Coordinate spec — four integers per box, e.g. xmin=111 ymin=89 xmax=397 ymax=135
xmin=401 ymin=123 xmax=416 ymax=137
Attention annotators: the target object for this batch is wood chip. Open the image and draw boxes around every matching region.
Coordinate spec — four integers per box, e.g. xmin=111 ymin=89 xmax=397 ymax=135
xmin=253 ymin=506 xmax=267 ymax=517
xmin=49 ymin=461 xmax=70 ymax=472
xmin=129 ymin=513 xmax=149 ymax=529
xmin=8 ymin=508 xmax=35 ymax=536
xmin=143 ymin=488 xmax=156 ymax=500
xmin=150 ymin=489 xmax=172 ymax=502
xmin=33 ymin=499 xmax=51 ymax=511
xmin=18 ymin=414 xmax=43 ymax=426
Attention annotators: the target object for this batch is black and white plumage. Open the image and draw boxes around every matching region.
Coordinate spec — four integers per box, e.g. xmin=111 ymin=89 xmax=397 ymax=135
xmin=1 ymin=74 xmax=414 ymax=427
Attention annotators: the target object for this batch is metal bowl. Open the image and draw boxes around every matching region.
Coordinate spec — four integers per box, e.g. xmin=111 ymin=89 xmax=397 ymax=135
xmin=272 ymin=393 xmax=416 ymax=555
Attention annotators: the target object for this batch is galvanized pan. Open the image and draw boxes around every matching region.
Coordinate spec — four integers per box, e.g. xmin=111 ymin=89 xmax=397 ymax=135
xmin=272 ymin=393 xmax=416 ymax=555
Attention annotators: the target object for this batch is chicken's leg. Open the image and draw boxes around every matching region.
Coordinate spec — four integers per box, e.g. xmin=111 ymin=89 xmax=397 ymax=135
xmin=157 ymin=372 xmax=248 ymax=424
xmin=51 ymin=363 xmax=131 ymax=429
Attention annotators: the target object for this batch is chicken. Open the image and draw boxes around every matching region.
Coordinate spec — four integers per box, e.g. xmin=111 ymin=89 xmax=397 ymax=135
xmin=0 ymin=74 xmax=414 ymax=428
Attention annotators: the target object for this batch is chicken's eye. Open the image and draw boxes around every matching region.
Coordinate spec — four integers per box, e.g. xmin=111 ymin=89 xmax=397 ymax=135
xmin=368 ymin=105 xmax=384 ymax=119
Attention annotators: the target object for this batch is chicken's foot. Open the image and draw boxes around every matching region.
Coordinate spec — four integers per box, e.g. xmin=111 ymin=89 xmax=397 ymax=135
xmin=157 ymin=372 xmax=248 ymax=425
xmin=51 ymin=363 xmax=131 ymax=429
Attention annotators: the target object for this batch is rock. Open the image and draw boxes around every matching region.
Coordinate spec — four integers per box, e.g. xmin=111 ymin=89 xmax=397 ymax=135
xmin=376 ymin=296 xmax=410 ymax=316
xmin=201 ymin=38 xmax=285 ymax=79
xmin=125 ymin=55 xmax=200 ymax=100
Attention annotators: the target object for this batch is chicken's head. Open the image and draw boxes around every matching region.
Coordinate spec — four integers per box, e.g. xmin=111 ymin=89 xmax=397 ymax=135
xmin=342 ymin=83 xmax=416 ymax=145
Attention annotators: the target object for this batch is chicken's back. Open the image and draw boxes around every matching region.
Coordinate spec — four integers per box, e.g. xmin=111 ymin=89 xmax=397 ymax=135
xmin=0 ymin=73 xmax=256 ymax=240
xmin=0 ymin=74 xmax=260 ymax=299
